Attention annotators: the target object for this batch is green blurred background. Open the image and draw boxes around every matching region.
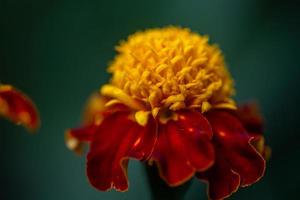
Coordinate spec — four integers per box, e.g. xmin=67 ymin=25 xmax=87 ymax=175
xmin=1 ymin=0 xmax=299 ymax=199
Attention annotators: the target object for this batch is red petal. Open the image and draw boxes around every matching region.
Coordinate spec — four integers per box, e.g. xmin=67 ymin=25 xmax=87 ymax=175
xmin=0 ymin=85 xmax=40 ymax=131
xmin=208 ymin=111 xmax=265 ymax=186
xmin=198 ymin=110 xmax=265 ymax=200
xmin=150 ymin=110 xmax=214 ymax=186
xmin=67 ymin=125 xmax=96 ymax=142
xmin=65 ymin=93 xmax=131 ymax=155
xmin=197 ymin=155 xmax=240 ymax=200
xmin=65 ymin=125 xmax=98 ymax=154
xmin=236 ymin=104 xmax=271 ymax=160
xmin=87 ymin=112 xmax=157 ymax=191
xmin=236 ymin=103 xmax=263 ymax=136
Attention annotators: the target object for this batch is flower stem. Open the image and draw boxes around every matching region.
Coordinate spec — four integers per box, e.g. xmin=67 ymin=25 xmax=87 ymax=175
xmin=145 ymin=164 xmax=192 ymax=200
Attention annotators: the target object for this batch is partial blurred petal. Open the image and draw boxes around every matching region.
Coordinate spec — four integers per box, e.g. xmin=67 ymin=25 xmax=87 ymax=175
xmin=82 ymin=93 xmax=107 ymax=124
xmin=0 ymin=84 xmax=40 ymax=131
xmin=236 ymin=103 xmax=263 ymax=135
xmin=65 ymin=125 xmax=97 ymax=154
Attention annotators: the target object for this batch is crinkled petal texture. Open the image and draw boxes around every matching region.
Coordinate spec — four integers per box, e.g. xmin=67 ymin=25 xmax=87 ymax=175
xmin=197 ymin=110 xmax=266 ymax=200
xmin=150 ymin=110 xmax=215 ymax=186
xmin=236 ymin=104 xmax=271 ymax=160
xmin=87 ymin=111 xmax=157 ymax=191
xmin=0 ymin=85 xmax=39 ymax=131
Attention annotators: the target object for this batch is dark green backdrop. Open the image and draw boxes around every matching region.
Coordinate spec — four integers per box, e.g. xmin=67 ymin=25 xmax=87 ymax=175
xmin=1 ymin=0 xmax=299 ymax=199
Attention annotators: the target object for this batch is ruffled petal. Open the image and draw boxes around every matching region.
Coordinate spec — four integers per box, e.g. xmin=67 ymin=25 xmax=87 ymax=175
xmin=150 ymin=110 xmax=214 ymax=186
xmin=87 ymin=111 xmax=157 ymax=191
xmin=197 ymin=155 xmax=240 ymax=200
xmin=198 ymin=110 xmax=265 ymax=199
xmin=236 ymin=104 xmax=271 ymax=160
xmin=0 ymin=85 xmax=40 ymax=131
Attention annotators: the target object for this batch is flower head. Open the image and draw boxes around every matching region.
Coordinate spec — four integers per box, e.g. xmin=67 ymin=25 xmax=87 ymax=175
xmin=66 ymin=27 xmax=268 ymax=199
xmin=0 ymin=84 xmax=40 ymax=131
xmin=101 ymin=27 xmax=235 ymax=114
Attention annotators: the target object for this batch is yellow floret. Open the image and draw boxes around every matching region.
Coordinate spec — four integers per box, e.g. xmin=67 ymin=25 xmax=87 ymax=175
xmin=101 ymin=27 xmax=235 ymax=112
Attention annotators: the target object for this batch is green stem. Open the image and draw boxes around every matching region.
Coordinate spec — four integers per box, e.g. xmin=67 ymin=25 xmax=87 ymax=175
xmin=145 ymin=164 xmax=192 ymax=200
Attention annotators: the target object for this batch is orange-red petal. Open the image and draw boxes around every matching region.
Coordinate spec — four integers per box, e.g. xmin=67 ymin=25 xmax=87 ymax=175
xmin=197 ymin=110 xmax=265 ymax=199
xmin=0 ymin=85 xmax=40 ymax=131
xmin=87 ymin=111 xmax=157 ymax=191
xmin=150 ymin=110 xmax=214 ymax=186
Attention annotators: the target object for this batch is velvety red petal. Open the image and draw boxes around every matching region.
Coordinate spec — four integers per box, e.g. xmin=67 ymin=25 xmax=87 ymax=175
xmin=87 ymin=111 xmax=157 ymax=191
xmin=0 ymin=85 xmax=40 ymax=131
xmin=198 ymin=110 xmax=265 ymax=200
xmin=150 ymin=110 xmax=214 ymax=186
xmin=236 ymin=104 xmax=271 ymax=160
xmin=208 ymin=111 xmax=265 ymax=185
xmin=197 ymin=155 xmax=240 ymax=200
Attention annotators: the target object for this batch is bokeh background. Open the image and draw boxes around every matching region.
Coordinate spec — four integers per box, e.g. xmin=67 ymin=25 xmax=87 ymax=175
xmin=1 ymin=0 xmax=299 ymax=199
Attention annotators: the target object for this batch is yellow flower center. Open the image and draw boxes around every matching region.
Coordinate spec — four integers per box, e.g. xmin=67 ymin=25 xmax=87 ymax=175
xmin=101 ymin=27 xmax=235 ymax=113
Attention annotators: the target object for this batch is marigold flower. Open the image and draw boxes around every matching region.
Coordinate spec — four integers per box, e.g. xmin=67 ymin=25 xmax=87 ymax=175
xmin=66 ymin=27 xmax=267 ymax=199
xmin=0 ymin=84 xmax=40 ymax=131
